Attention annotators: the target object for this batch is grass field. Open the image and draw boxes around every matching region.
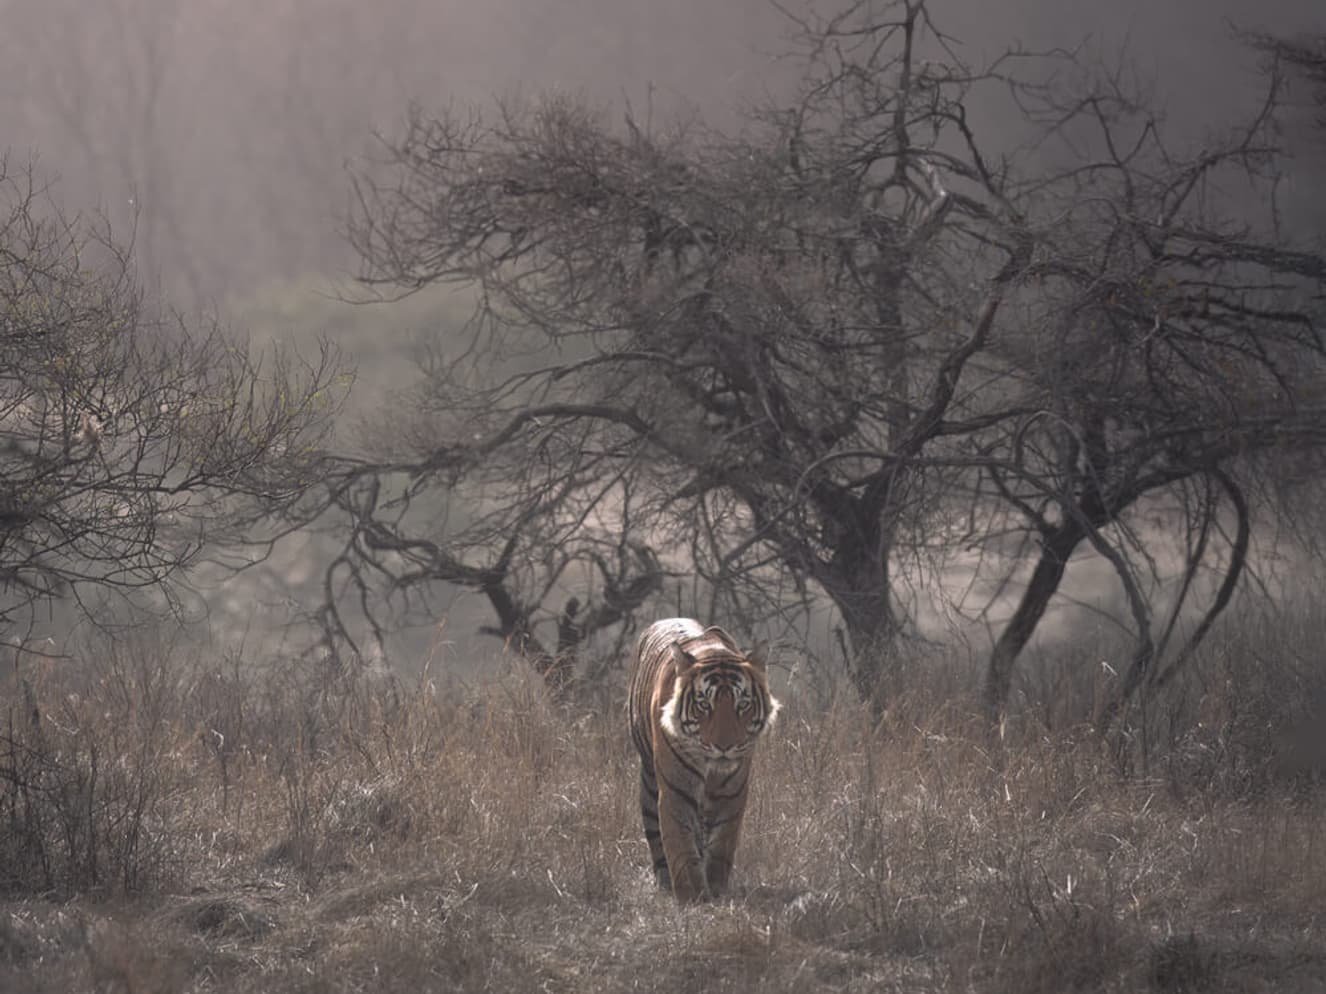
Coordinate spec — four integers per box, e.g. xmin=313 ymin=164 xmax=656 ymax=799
xmin=1 ymin=614 xmax=1324 ymax=993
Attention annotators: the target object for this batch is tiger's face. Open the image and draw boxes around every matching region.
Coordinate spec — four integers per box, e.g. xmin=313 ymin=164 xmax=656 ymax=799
xmin=660 ymin=642 xmax=778 ymax=760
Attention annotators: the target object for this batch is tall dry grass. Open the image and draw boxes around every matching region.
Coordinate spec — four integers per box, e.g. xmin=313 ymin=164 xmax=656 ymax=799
xmin=1 ymin=606 xmax=1323 ymax=993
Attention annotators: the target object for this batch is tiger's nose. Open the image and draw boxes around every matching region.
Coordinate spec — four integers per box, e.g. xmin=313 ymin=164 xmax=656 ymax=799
xmin=710 ymin=706 xmax=743 ymax=750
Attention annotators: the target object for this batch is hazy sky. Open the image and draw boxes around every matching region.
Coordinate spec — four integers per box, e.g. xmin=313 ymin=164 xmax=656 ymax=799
xmin=0 ymin=0 xmax=1319 ymax=305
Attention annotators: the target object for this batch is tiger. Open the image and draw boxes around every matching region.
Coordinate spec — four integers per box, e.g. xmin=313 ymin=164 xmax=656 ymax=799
xmin=627 ymin=618 xmax=781 ymax=902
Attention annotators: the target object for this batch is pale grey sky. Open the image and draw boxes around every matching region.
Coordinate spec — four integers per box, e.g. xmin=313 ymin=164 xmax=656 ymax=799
xmin=0 ymin=0 xmax=1317 ymax=302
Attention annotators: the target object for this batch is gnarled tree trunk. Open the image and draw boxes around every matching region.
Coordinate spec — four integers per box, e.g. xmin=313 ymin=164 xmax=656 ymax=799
xmin=983 ymin=520 xmax=1087 ymax=722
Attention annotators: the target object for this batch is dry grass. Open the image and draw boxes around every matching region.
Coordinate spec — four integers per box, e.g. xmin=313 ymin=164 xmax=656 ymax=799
xmin=1 ymin=617 xmax=1324 ymax=993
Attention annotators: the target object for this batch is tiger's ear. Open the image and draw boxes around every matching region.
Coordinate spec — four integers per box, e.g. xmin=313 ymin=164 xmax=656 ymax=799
xmin=746 ymin=640 xmax=770 ymax=672
xmin=670 ymin=643 xmax=697 ymax=674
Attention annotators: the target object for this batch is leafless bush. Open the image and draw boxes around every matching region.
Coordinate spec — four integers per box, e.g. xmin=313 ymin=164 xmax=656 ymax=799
xmin=0 ymin=635 xmax=197 ymax=894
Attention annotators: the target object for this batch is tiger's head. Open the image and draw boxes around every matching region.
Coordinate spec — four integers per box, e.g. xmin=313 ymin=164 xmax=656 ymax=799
xmin=659 ymin=631 xmax=780 ymax=759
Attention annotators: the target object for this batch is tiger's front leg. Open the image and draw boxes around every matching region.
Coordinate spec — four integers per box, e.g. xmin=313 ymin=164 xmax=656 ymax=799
xmin=655 ymin=769 xmax=707 ymax=901
xmin=702 ymin=769 xmax=750 ymax=896
xmin=652 ymin=717 xmax=711 ymax=901
xmin=703 ymin=813 xmax=746 ymax=896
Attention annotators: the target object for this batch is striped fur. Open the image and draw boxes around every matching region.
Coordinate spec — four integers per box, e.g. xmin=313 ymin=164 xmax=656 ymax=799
xmin=627 ymin=618 xmax=780 ymax=901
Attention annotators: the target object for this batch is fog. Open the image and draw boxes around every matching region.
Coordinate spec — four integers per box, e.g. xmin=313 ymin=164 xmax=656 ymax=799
xmin=0 ymin=0 xmax=1321 ymax=670
xmin=0 ymin=0 xmax=1319 ymax=314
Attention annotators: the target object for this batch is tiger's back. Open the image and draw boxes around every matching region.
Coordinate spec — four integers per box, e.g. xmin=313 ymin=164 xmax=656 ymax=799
xmin=627 ymin=617 xmax=780 ymax=901
xmin=627 ymin=618 xmax=707 ymax=761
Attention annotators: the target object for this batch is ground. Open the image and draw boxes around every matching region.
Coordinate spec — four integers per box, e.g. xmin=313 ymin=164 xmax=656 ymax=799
xmin=1 ymin=638 xmax=1324 ymax=993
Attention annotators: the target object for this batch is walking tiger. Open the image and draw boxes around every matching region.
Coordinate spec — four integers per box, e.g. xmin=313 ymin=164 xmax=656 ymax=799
xmin=627 ymin=618 xmax=781 ymax=901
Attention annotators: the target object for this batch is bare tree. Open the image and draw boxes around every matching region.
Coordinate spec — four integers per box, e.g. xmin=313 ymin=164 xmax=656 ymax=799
xmin=326 ymin=2 xmax=1024 ymax=698
xmin=970 ymin=36 xmax=1326 ymax=724
xmin=322 ymin=0 xmax=1325 ymax=707
xmin=977 ymin=161 xmax=1321 ymax=711
xmin=0 ymin=160 xmax=344 ymax=647
xmin=1252 ymin=31 xmax=1326 ymax=123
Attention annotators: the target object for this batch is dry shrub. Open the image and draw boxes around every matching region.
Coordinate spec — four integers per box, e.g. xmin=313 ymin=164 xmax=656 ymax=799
xmin=0 ymin=634 xmax=200 ymax=896
xmin=741 ymin=672 xmax=1324 ymax=993
xmin=963 ymin=594 xmax=1326 ymax=801
xmin=1138 ymin=599 xmax=1326 ymax=798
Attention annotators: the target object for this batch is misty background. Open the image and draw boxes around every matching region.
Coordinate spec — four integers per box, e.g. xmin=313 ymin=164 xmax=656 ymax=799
xmin=1 ymin=0 xmax=1322 ymax=672
xmin=2 ymin=0 xmax=1320 ymax=308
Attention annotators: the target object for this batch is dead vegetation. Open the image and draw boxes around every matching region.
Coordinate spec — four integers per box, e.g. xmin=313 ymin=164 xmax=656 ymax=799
xmin=1 ymin=611 xmax=1324 ymax=993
